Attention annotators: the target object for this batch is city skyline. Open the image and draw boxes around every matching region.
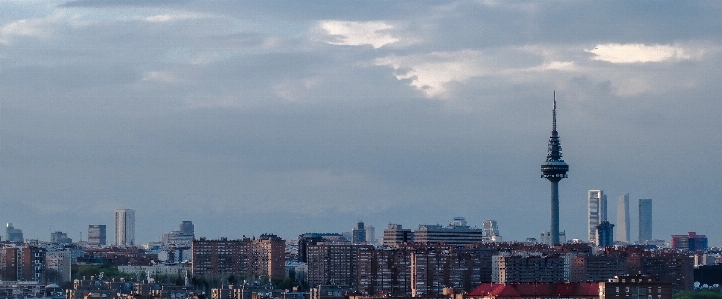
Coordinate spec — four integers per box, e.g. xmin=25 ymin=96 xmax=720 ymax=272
xmin=1 ymin=2 xmax=721 ymax=244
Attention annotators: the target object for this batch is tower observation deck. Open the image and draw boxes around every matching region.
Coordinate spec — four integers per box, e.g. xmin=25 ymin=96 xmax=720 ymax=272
xmin=541 ymin=92 xmax=569 ymax=246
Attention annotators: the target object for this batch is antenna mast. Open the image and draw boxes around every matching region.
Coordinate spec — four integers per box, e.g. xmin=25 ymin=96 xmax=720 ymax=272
xmin=552 ymin=91 xmax=557 ymax=132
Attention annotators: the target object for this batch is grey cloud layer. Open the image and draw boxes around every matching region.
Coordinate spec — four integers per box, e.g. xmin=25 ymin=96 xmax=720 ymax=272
xmin=1 ymin=1 xmax=721 ymax=243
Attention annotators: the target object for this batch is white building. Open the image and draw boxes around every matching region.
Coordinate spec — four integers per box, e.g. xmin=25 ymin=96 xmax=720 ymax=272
xmin=616 ymin=194 xmax=630 ymax=243
xmin=482 ymin=220 xmax=502 ymax=242
xmin=115 ymin=209 xmax=135 ymax=246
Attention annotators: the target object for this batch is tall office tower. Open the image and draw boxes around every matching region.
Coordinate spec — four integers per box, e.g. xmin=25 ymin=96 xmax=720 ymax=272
xmin=638 ymin=199 xmax=652 ymax=242
xmin=587 ymin=190 xmax=607 ymax=243
xmin=616 ymin=194 xmax=630 ymax=243
xmin=115 ymin=209 xmax=135 ymax=246
xmin=540 ymin=93 xmax=569 ymax=246
xmin=88 ymin=224 xmax=107 ymax=246
xmin=179 ymin=221 xmax=194 ymax=236
xmin=352 ymin=221 xmax=366 ymax=244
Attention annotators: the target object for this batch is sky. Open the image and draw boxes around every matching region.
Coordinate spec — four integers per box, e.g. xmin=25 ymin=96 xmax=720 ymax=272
xmin=0 ymin=1 xmax=721 ymax=245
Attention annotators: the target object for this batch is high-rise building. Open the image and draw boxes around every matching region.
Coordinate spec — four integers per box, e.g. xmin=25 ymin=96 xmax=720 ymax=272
xmin=352 ymin=221 xmax=367 ymax=244
xmin=595 ymin=221 xmax=615 ymax=247
xmin=191 ymin=235 xmax=286 ymax=280
xmin=491 ymin=254 xmax=566 ymax=283
xmin=50 ymin=231 xmax=73 ymax=244
xmin=46 ymin=249 xmax=72 ymax=283
xmin=414 ymin=217 xmax=488 ymax=246
xmin=570 ymin=254 xmax=626 ymax=282
xmin=162 ymin=221 xmax=195 ymax=247
xmin=307 ymin=243 xmax=370 ymax=288
xmin=179 ymin=221 xmax=194 ymax=235
xmin=365 ymin=225 xmax=375 ymax=244
xmin=115 ymin=209 xmax=135 ymax=246
xmin=383 ymin=224 xmax=413 ymax=247
xmin=616 ymin=194 xmax=630 ymax=243
xmin=540 ymin=94 xmax=569 ymax=246
xmin=88 ymin=224 xmax=107 ymax=246
xmin=671 ymin=232 xmax=708 ymax=251
xmin=482 ymin=220 xmax=502 ymax=241
xmin=638 ymin=199 xmax=652 ymax=242
xmin=298 ymin=233 xmax=348 ymax=263
xmin=0 ymin=246 xmax=46 ymax=281
xmin=5 ymin=223 xmax=24 ymax=243
xmin=587 ymin=190 xmax=607 ymax=243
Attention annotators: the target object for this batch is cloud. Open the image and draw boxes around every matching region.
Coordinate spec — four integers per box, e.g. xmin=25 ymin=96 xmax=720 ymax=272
xmin=137 ymin=12 xmax=208 ymax=23
xmin=521 ymin=61 xmax=576 ymax=72
xmin=374 ymin=50 xmax=485 ymax=98
xmin=320 ymin=20 xmax=399 ymax=48
xmin=0 ymin=18 xmax=48 ymax=43
xmin=141 ymin=71 xmax=177 ymax=83
xmin=587 ymin=43 xmax=691 ymax=63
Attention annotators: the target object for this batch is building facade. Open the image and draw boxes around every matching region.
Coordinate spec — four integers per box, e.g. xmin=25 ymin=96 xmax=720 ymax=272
xmin=588 ymin=190 xmax=607 ymax=243
xmin=492 ymin=254 xmax=566 ymax=283
xmin=192 ymin=235 xmax=286 ymax=280
xmin=599 ymin=274 xmax=672 ymax=299
xmin=88 ymin=224 xmax=107 ymax=246
xmin=482 ymin=220 xmax=501 ymax=242
xmin=352 ymin=221 xmax=366 ymax=244
xmin=0 ymin=246 xmax=46 ymax=282
xmin=570 ymin=254 xmax=626 ymax=282
xmin=46 ymin=249 xmax=72 ymax=283
xmin=595 ymin=221 xmax=615 ymax=247
xmin=5 ymin=223 xmax=23 ymax=243
xmin=616 ymin=194 xmax=630 ymax=243
xmin=382 ymin=224 xmax=413 ymax=247
xmin=114 ymin=209 xmax=135 ymax=246
xmin=467 ymin=282 xmax=599 ymax=299
xmin=414 ymin=218 xmax=486 ymax=246
xmin=638 ymin=199 xmax=652 ymax=242
xmin=671 ymin=232 xmax=708 ymax=251
xmin=50 ymin=231 xmax=72 ymax=244
xmin=307 ymin=244 xmax=370 ymax=288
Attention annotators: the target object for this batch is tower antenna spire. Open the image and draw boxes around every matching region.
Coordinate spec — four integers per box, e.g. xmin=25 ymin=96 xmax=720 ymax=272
xmin=553 ymin=91 xmax=557 ymax=132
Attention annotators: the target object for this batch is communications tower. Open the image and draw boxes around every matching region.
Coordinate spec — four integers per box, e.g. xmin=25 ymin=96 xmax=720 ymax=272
xmin=540 ymin=92 xmax=569 ymax=246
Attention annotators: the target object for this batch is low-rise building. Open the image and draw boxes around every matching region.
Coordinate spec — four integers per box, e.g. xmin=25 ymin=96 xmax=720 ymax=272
xmin=599 ymin=274 xmax=672 ymax=299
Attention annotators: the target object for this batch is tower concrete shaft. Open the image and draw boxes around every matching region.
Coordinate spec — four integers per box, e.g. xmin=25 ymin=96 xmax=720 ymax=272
xmin=541 ymin=92 xmax=569 ymax=246
xmin=550 ymin=181 xmax=559 ymax=245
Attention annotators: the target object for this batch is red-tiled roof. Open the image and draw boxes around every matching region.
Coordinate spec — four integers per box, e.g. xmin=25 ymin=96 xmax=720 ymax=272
xmin=468 ymin=282 xmax=598 ymax=298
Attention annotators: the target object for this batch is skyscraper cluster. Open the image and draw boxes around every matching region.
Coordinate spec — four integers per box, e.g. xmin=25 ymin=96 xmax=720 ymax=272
xmin=586 ymin=191 xmax=654 ymax=245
